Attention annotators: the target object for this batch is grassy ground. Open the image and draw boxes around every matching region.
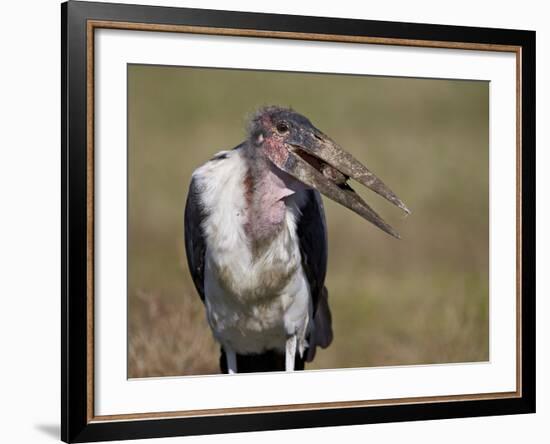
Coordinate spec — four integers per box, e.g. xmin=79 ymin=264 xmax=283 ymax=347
xmin=127 ymin=65 xmax=489 ymax=378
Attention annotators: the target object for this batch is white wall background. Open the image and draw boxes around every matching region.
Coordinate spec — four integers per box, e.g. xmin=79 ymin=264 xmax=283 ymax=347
xmin=0 ymin=0 xmax=547 ymax=443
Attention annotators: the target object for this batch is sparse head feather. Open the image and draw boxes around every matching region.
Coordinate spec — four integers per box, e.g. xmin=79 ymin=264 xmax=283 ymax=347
xmin=247 ymin=105 xmax=292 ymax=137
xmin=247 ymin=106 xmax=314 ymax=142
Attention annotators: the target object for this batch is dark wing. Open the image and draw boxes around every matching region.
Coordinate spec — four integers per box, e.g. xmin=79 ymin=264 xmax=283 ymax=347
xmin=297 ymin=189 xmax=328 ymax=312
xmin=184 ymin=177 xmax=207 ymax=302
xmin=297 ymin=190 xmax=333 ymax=360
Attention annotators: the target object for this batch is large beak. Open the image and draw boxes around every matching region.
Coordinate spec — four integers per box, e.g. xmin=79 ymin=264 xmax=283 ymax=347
xmin=278 ymin=131 xmax=410 ymax=238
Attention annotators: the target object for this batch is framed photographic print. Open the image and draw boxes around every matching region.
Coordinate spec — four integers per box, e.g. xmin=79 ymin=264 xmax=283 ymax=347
xmin=61 ymin=1 xmax=536 ymax=442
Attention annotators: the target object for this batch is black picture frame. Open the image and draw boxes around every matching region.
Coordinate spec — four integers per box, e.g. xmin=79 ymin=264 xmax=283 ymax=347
xmin=62 ymin=1 xmax=536 ymax=442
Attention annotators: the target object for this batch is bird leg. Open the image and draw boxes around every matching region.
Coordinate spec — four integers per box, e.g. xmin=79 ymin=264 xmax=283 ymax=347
xmin=285 ymin=335 xmax=297 ymax=371
xmin=225 ymin=347 xmax=237 ymax=374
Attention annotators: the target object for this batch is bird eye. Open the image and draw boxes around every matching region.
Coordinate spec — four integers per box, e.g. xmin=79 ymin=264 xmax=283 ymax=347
xmin=276 ymin=122 xmax=289 ymax=134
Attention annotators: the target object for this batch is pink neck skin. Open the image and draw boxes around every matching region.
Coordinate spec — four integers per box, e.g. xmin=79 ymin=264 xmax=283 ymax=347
xmin=243 ymin=160 xmax=301 ymax=244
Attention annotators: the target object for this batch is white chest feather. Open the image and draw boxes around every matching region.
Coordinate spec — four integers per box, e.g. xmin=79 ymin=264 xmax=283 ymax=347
xmin=191 ymin=150 xmax=311 ymax=354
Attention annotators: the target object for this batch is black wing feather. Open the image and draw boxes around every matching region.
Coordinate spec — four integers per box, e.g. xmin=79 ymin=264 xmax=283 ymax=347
xmin=297 ymin=190 xmax=333 ymax=360
xmin=297 ymin=189 xmax=328 ymax=314
xmin=184 ymin=177 xmax=207 ymax=302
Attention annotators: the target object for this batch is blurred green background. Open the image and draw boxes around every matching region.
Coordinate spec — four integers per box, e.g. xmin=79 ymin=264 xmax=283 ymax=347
xmin=127 ymin=65 xmax=489 ymax=378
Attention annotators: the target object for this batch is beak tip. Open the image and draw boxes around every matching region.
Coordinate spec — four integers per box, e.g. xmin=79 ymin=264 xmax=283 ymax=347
xmin=395 ymin=200 xmax=411 ymax=215
xmin=382 ymin=224 xmax=401 ymax=239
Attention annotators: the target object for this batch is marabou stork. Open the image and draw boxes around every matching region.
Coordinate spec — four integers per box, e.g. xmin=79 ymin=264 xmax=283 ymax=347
xmin=184 ymin=106 xmax=409 ymax=374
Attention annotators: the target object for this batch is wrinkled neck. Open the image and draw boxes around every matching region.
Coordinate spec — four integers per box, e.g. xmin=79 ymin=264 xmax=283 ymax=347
xmin=242 ymin=149 xmax=296 ymax=245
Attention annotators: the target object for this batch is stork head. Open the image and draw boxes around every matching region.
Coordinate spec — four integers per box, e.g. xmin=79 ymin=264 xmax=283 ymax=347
xmin=248 ymin=106 xmax=410 ymax=238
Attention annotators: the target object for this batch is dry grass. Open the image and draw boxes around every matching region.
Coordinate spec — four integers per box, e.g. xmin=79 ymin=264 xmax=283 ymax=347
xmin=127 ymin=65 xmax=489 ymax=378
xmin=128 ymin=288 xmax=219 ymax=377
xmin=311 ymin=271 xmax=488 ymax=370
